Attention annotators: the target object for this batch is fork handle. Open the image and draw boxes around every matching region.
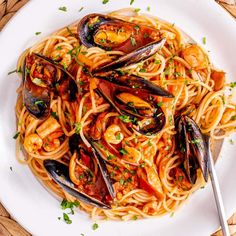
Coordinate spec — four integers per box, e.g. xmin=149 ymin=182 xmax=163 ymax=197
xmin=207 ymin=141 xmax=230 ymax=236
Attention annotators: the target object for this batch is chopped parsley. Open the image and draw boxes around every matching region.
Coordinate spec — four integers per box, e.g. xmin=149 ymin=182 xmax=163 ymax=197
xmin=134 ymin=25 xmax=140 ymax=33
xmin=229 ymin=82 xmax=236 ymax=88
xmin=13 ymin=132 xmax=20 ymax=139
xmin=139 ymin=163 xmax=146 ymax=168
xmin=74 ymin=122 xmax=82 ymax=134
xmin=34 ymin=100 xmax=45 ymax=105
xmin=170 ymin=212 xmax=175 ymax=217
xmin=157 ymin=101 xmax=163 ymax=107
xmin=144 ymin=33 xmax=149 ymax=38
xmin=63 ymin=213 xmax=72 ymax=224
xmin=202 ymin=37 xmax=206 ymax=45
xmin=229 ymin=139 xmax=234 ymax=145
xmin=116 ymin=133 xmax=121 ymax=140
xmin=58 ymin=6 xmax=67 ymax=12
xmin=134 ymin=8 xmax=141 ymax=13
xmin=35 ymin=32 xmax=41 ymax=35
xmin=231 ymin=115 xmax=236 ymax=121
xmin=130 ymin=37 xmax=137 ymax=46
xmin=154 ymin=60 xmax=161 ymax=65
xmin=119 ymin=148 xmax=128 ymax=155
xmin=51 ymin=112 xmax=58 ymax=119
xmin=102 ymin=0 xmax=109 ymax=4
xmin=130 ymin=0 xmax=135 ymax=5
xmin=66 ymin=27 xmax=74 ymax=37
xmin=92 ymin=223 xmax=99 ymax=230
xmin=133 ymin=216 xmax=138 ymax=220
xmin=78 ymin=7 xmax=84 ymax=12
xmin=8 ymin=69 xmax=17 ymax=75
xmin=147 ymin=6 xmax=151 ymax=11
xmin=178 ymin=176 xmax=183 ymax=182
xmin=118 ymin=115 xmax=132 ymax=123
xmin=119 ymin=178 xmax=125 ymax=185
xmin=61 ymin=199 xmax=80 ymax=211
xmin=140 ymin=68 xmax=147 ymax=72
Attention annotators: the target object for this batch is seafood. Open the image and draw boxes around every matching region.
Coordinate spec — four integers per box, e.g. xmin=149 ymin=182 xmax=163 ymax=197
xmin=44 ymin=134 xmax=115 ymax=209
xmin=23 ymin=53 xmax=78 ymax=119
xmin=176 ymin=115 xmax=208 ymax=184
xmin=78 ymin=14 xmax=161 ymax=53
xmin=23 ymin=133 xmax=43 ymax=154
xmin=94 ymin=71 xmax=173 ymax=136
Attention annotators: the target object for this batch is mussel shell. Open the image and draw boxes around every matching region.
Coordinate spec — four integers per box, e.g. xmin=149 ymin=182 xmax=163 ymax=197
xmin=69 ymin=134 xmax=115 ymax=199
xmin=34 ymin=53 xmax=78 ymax=102
xmin=78 ymin=14 xmax=160 ymax=53
xmin=95 ymin=70 xmax=174 ymax=98
xmin=44 ymin=160 xmax=111 ymax=209
xmin=96 ymin=80 xmax=166 ymax=136
xmin=23 ymin=59 xmax=50 ymax=120
xmin=93 ymin=38 xmax=166 ymax=72
xmin=177 ymin=115 xmax=208 ymax=184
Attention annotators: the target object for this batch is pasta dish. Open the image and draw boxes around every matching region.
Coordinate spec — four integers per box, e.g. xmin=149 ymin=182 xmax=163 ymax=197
xmin=14 ymin=8 xmax=236 ymax=221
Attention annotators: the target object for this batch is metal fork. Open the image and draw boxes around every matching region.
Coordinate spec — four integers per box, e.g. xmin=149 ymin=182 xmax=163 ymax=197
xmin=204 ymin=135 xmax=230 ymax=236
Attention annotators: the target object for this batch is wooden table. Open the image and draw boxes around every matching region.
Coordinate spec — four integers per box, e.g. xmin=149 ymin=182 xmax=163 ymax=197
xmin=0 ymin=0 xmax=235 ymax=235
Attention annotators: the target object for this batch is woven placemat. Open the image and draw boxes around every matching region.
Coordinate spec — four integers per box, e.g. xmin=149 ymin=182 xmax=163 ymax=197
xmin=0 ymin=0 xmax=235 ymax=235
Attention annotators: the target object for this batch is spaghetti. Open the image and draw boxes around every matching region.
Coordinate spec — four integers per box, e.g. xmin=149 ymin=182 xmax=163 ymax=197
xmin=14 ymin=8 xmax=236 ymax=221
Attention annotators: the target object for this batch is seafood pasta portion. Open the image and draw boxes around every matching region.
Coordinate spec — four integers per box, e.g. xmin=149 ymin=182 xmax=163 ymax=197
xmin=14 ymin=8 xmax=236 ymax=220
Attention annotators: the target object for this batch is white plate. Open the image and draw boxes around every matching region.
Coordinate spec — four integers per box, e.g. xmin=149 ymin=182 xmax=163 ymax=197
xmin=0 ymin=0 xmax=236 ymax=235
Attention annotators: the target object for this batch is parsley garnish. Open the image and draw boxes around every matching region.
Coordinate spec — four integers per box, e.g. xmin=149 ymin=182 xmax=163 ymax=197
xmin=157 ymin=101 xmax=163 ymax=107
xmin=13 ymin=132 xmax=20 ymax=139
xmin=102 ymin=0 xmax=109 ymax=4
xmin=134 ymin=25 xmax=140 ymax=32
xmin=63 ymin=213 xmax=72 ymax=224
xmin=202 ymin=37 xmax=206 ymax=45
xmin=229 ymin=82 xmax=236 ymax=88
xmin=130 ymin=0 xmax=135 ymax=5
xmin=119 ymin=178 xmax=125 ymax=185
xmin=118 ymin=115 xmax=132 ymax=123
xmin=130 ymin=37 xmax=136 ymax=46
xmin=147 ymin=6 xmax=151 ymax=11
xmin=34 ymin=100 xmax=45 ymax=105
xmin=92 ymin=223 xmax=99 ymax=230
xmin=59 ymin=6 xmax=67 ymax=12
xmin=154 ymin=60 xmax=161 ymax=65
xmin=116 ymin=133 xmax=121 ymax=140
xmin=74 ymin=122 xmax=82 ymax=134
xmin=66 ymin=27 xmax=74 ymax=37
xmin=140 ymin=68 xmax=147 ymax=72
xmin=178 ymin=176 xmax=183 ymax=182
xmin=119 ymin=148 xmax=128 ymax=155
xmin=8 ymin=69 xmax=17 ymax=75
xmin=133 ymin=216 xmax=138 ymax=220
xmin=35 ymin=32 xmax=41 ymax=35
xmin=51 ymin=112 xmax=58 ymax=119
xmin=229 ymin=139 xmax=234 ymax=145
xmin=144 ymin=33 xmax=149 ymax=38
xmin=134 ymin=8 xmax=140 ymax=13
xmin=78 ymin=7 xmax=84 ymax=12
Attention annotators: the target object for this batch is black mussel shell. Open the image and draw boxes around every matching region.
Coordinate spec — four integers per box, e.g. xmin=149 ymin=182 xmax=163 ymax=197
xmin=95 ymin=70 xmax=174 ymax=98
xmin=176 ymin=115 xmax=208 ymax=184
xmin=93 ymin=38 xmax=166 ymax=72
xmin=44 ymin=160 xmax=111 ymax=209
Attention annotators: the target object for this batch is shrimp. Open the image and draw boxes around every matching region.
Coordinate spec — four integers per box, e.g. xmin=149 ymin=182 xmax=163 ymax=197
xmin=43 ymin=131 xmax=63 ymax=152
xmin=50 ymin=48 xmax=72 ymax=69
xmin=211 ymin=70 xmax=225 ymax=91
xmin=24 ymin=133 xmax=43 ymax=154
xmin=182 ymin=45 xmax=208 ymax=69
xmin=104 ymin=124 xmax=124 ymax=144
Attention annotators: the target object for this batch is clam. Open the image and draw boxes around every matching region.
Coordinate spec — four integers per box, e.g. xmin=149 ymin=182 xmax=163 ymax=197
xmin=95 ymin=72 xmax=171 ymax=136
xmin=44 ymin=134 xmax=115 ymax=209
xmin=176 ymin=115 xmax=208 ymax=184
xmin=23 ymin=53 xmax=78 ymax=119
xmin=78 ymin=13 xmax=161 ymax=53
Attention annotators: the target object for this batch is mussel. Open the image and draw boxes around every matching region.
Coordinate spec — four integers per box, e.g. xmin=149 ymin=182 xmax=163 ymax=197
xmin=93 ymin=38 xmax=166 ymax=72
xmin=23 ymin=53 xmax=78 ymax=119
xmin=78 ymin=14 xmax=161 ymax=53
xmin=176 ymin=115 xmax=208 ymax=184
xmin=95 ymin=71 xmax=173 ymax=136
xmin=44 ymin=134 xmax=115 ymax=209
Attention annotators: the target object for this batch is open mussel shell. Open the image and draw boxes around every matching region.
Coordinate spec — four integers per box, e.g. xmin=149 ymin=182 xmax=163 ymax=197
xmin=96 ymin=80 xmax=166 ymax=136
xmin=95 ymin=70 xmax=174 ymax=98
xmin=23 ymin=57 xmax=50 ymax=120
xmin=23 ymin=53 xmax=78 ymax=119
xmin=93 ymin=38 xmax=166 ymax=72
xmin=177 ymin=115 xmax=208 ymax=184
xmin=69 ymin=134 xmax=115 ymax=198
xmin=44 ymin=160 xmax=111 ymax=209
xmin=78 ymin=13 xmax=160 ymax=53
xmin=34 ymin=53 xmax=78 ymax=102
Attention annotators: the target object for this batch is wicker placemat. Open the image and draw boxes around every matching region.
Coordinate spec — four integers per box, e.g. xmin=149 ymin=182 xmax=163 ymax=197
xmin=0 ymin=0 xmax=235 ymax=235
